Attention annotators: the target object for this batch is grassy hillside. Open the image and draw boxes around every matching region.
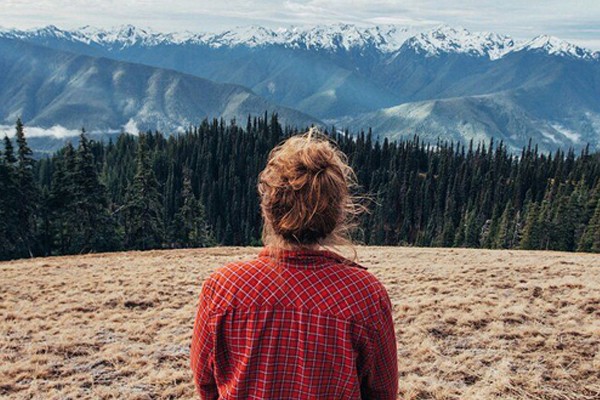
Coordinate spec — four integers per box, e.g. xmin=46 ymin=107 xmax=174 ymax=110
xmin=1 ymin=247 xmax=599 ymax=399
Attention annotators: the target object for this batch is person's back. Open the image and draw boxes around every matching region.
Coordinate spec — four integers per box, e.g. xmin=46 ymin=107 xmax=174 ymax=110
xmin=190 ymin=130 xmax=398 ymax=399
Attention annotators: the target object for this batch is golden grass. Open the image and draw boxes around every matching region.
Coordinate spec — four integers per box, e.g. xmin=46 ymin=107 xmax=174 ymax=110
xmin=1 ymin=247 xmax=599 ymax=399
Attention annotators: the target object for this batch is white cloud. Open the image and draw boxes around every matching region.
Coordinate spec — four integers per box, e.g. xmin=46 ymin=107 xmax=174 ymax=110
xmin=0 ymin=124 xmax=80 ymax=138
xmin=0 ymin=124 xmax=124 ymax=139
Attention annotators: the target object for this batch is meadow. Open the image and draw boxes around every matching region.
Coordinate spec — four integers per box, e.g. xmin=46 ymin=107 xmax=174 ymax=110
xmin=1 ymin=247 xmax=599 ymax=399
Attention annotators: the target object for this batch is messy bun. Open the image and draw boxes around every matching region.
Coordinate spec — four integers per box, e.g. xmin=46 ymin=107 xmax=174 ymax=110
xmin=258 ymin=128 xmax=364 ymax=249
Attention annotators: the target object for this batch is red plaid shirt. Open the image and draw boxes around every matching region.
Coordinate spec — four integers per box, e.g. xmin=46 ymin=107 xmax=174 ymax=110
xmin=190 ymin=248 xmax=398 ymax=399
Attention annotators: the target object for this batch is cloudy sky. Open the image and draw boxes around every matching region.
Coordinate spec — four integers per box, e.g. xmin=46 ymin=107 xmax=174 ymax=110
xmin=1 ymin=0 xmax=599 ymax=49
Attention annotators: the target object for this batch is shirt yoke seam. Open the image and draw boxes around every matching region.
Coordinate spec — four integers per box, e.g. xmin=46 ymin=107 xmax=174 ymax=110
xmin=206 ymin=303 xmax=384 ymax=331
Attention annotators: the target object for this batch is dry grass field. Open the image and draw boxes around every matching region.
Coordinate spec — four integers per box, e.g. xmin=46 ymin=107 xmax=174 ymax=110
xmin=1 ymin=247 xmax=599 ymax=399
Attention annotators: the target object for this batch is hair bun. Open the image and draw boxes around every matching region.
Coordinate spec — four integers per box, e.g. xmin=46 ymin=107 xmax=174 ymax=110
xmin=301 ymin=145 xmax=334 ymax=174
xmin=304 ymin=159 xmax=329 ymax=174
xmin=258 ymin=129 xmax=363 ymax=247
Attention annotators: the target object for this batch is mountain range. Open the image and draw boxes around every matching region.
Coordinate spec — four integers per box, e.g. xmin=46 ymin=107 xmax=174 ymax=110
xmin=1 ymin=24 xmax=599 ymax=152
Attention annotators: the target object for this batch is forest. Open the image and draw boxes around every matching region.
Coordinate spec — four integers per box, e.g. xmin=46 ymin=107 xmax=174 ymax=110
xmin=1 ymin=114 xmax=600 ymax=261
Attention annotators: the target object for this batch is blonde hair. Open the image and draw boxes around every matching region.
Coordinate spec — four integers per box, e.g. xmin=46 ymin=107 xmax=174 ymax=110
xmin=258 ymin=128 xmax=365 ymax=253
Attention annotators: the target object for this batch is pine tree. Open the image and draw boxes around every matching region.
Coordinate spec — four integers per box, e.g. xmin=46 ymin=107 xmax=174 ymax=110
xmin=0 ymin=136 xmax=18 ymax=259
xmin=14 ymin=119 xmax=38 ymax=257
xmin=494 ymin=201 xmax=514 ymax=249
xmin=453 ymin=210 xmax=467 ymax=247
xmin=481 ymin=204 xmax=500 ymax=248
xmin=122 ymin=133 xmax=165 ymax=250
xmin=463 ymin=207 xmax=481 ymax=248
xmin=520 ymin=202 xmax=541 ymax=250
xmin=49 ymin=142 xmax=77 ymax=254
xmin=171 ymin=167 xmax=215 ymax=247
xmin=578 ymin=198 xmax=600 ymax=252
xmin=508 ymin=210 xmax=523 ymax=249
xmin=536 ymin=199 xmax=553 ymax=250
xmin=552 ymin=190 xmax=576 ymax=251
xmin=224 ymin=222 xmax=234 ymax=245
xmin=3 ymin=135 xmax=16 ymax=164
xmin=0 ymin=154 xmax=7 ymax=255
xmin=568 ymin=180 xmax=589 ymax=247
xmin=71 ymin=130 xmax=119 ymax=253
xmin=37 ymin=186 xmax=53 ymax=256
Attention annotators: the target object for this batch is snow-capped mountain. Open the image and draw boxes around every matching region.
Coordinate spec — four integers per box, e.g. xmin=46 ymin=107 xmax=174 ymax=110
xmin=197 ymin=24 xmax=419 ymax=52
xmin=512 ymin=34 xmax=598 ymax=60
xmin=0 ymin=23 xmax=599 ymax=152
xmin=2 ymin=23 xmax=598 ymax=60
xmin=0 ymin=24 xmax=175 ymax=49
xmin=0 ymin=24 xmax=416 ymax=52
xmin=401 ymin=26 xmax=516 ymax=60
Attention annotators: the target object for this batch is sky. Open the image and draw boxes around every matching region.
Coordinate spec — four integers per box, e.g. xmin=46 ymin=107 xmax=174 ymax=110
xmin=1 ymin=0 xmax=599 ymax=50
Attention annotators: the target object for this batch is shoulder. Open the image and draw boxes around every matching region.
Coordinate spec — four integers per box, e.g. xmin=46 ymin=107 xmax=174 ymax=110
xmin=201 ymin=256 xmax=275 ymax=307
xmin=332 ymin=260 xmax=388 ymax=297
xmin=205 ymin=256 xmax=269 ymax=287
xmin=320 ymin=261 xmax=391 ymax=323
xmin=342 ymin=267 xmax=393 ymax=330
xmin=215 ymin=255 xmax=273 ymax=278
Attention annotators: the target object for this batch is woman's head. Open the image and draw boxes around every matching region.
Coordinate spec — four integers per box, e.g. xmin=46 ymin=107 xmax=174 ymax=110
xmin=258 ymin=128 xmax=362 ymax=249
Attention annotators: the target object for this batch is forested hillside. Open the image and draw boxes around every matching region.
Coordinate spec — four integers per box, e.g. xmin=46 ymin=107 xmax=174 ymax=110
xmin=1 ymin=115 xmax=600 ymax=260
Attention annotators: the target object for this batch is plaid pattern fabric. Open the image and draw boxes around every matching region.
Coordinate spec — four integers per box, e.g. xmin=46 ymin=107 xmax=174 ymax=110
xmin=190 ymin=247 xmax=398 ymax=399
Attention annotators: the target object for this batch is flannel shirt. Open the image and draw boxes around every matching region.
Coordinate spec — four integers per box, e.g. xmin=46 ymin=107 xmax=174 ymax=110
xmin=190 ymin=247 xmax=398 ymax=399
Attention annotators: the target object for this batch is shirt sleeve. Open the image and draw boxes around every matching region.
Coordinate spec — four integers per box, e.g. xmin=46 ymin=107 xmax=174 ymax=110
xmin=361 ymin=287 xmax=399 ymax=400
xmin=190 ymin=277 xmax=218 ymax=400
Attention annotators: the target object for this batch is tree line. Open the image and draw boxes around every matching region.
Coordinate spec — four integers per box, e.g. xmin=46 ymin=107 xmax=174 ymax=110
xmin=1 ymin=115 xmax=599 ymax=260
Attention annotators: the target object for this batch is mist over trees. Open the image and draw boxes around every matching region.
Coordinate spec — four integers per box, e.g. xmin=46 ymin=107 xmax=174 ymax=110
xmin=1 ymin=115 xmax=600 ymax=261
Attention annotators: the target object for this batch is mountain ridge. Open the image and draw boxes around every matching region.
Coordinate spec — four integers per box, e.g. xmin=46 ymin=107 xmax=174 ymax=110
xmin=1 ymin=23 xmax=599 ymax=152
xmin=2 ymin=24 xmax=598 ymax=60
xmin=0 ymin=37 xmax=320 ymax=134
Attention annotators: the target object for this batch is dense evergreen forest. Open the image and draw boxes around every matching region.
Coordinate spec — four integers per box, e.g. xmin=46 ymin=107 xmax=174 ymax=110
xmin=1 ymin=115 xmax=600 ymax=261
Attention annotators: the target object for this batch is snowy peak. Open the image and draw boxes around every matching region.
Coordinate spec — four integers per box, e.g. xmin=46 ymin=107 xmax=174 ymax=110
xmin=0 ymin=24 xmax=69 ymax=40
xmin=513 ymin=35 xmax=597 ymax=60
xmin=273 ymin=24 xmax=416 ymax=52
xmin=197 ymin=25 xmax=279 ymax=48
xmin=403 ymin=25 xmax=516 ymax=60
xmin=0 ymin=24 xmax=597 ymax=60
xmin=29 ymin=25 xmax=67 ymax=38
xmin=187 ymin=24 xmax=417 ymax=51
xmin=75 ymin=25 xmax=167 ymax=47
xmin=0 ymin=24 xmax=166 ymax=47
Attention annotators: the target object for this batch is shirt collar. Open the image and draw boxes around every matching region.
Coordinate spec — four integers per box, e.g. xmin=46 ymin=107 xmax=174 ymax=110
xmin=259 ymin=247 xmax=368 ymax=270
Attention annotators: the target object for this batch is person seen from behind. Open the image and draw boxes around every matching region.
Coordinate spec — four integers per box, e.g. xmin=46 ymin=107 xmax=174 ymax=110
xmin=190 ymin=128 xmax=399 ymax=399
